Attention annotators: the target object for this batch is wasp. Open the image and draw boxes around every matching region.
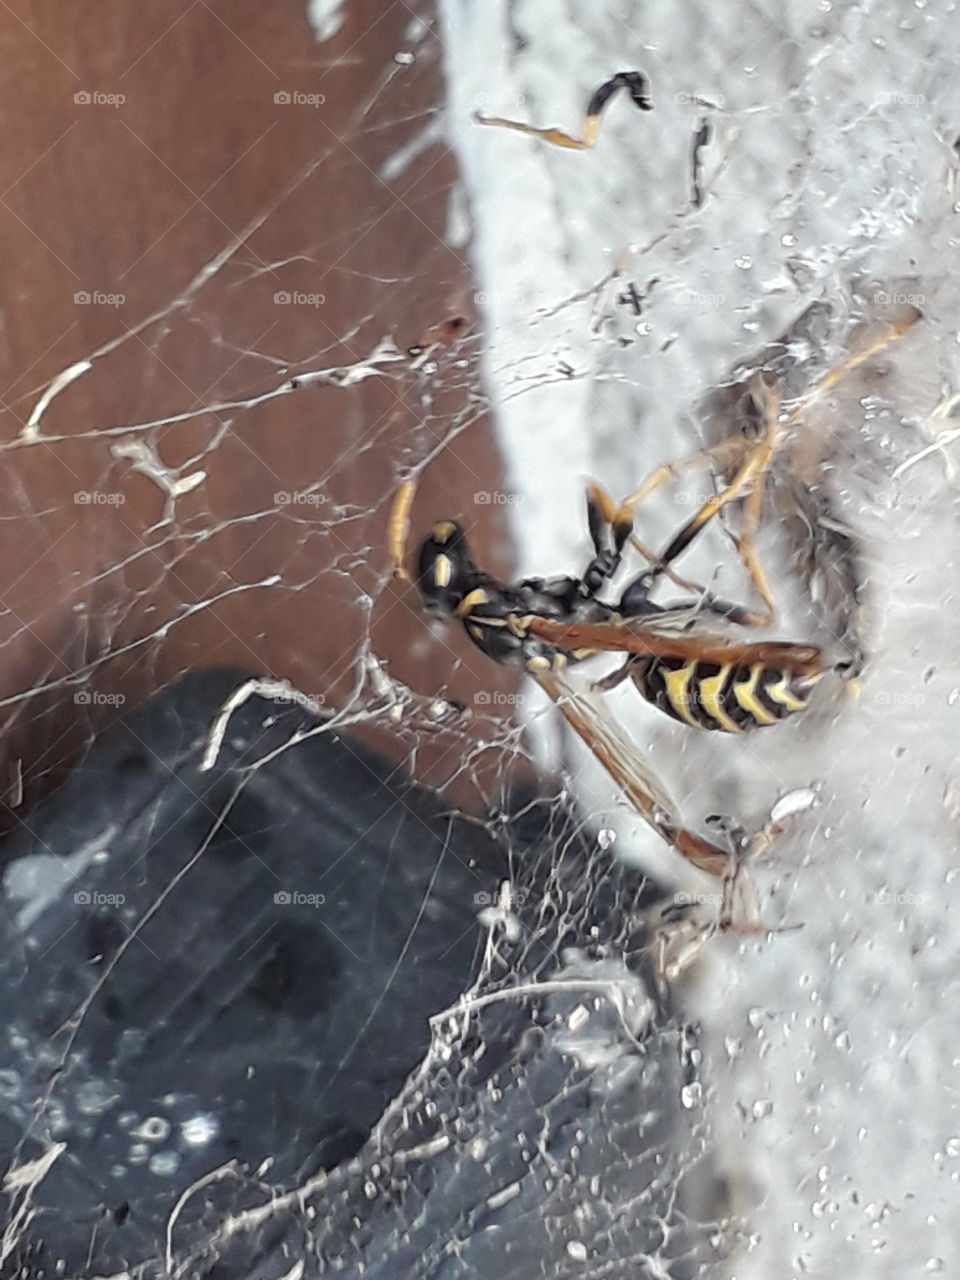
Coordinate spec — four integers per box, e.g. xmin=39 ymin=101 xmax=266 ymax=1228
xmin=415 ymin=501 xmax=823 ymax=737
xmin=406 ymin=373 xmax=829 ymax=736
xmin=391 ymin=314 xmax=918 ymax=907
xmin=401 ymin=300 xmax=920 ymax=725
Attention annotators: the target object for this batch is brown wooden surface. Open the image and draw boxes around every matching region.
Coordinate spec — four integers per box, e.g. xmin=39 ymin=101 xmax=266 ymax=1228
xmin=0 ymin=0 xmax=526 ymax=819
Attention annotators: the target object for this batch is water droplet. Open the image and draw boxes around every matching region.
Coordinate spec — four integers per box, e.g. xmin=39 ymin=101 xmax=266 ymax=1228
xmin=597 ymin=828 xmax=616 ymax=850
xmin=734 ymin=255 xmax=753 ymax=269
xmin=132 ymin=1116 xmax=170 ymax=1143
xmin=76 ymin=1080 xmax=117 ymax=1117
xmin=680 ymin=1082 xmax=702 ymax=1108
xmin=148 ymin=1151 xmax=179 ymax=1177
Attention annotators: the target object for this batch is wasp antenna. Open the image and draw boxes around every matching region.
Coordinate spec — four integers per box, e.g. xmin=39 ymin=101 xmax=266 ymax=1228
xmin=388 ymin=479 xmax=417 ymax=581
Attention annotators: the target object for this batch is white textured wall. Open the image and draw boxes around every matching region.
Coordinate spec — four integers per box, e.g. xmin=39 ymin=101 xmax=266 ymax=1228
xmin=439 ymin=2 xmax=960 ymax=1275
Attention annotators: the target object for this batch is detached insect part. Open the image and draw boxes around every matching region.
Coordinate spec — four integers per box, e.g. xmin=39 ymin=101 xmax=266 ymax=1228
xmin=475 ymin=70 xmax=651 ymax=150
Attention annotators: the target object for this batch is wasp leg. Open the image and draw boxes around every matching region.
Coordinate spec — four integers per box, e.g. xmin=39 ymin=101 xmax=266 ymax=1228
xmin=591 ymin=657 xmax=636 ymax=693
xmin=589 ymin=481 xmax=719 ymax=600
xmin=581 ymin=482 xmax=636 ymax=593
xmin=617 ymin=434 xmax=753 ymax=520
xmin=727 ymin=374 xmax=780 ymax=628
xmin=783 ymin=309 xmax=921 ymax=430
xmin=475 ymin=71 xmax=651 ymax=151
xmin=617 ymin=312 xmax=922 ymax=626
xmin=660 ymin=314 xmax=922 ymax=624
xmin=614 ymin=436 xmax=756 ymax=589
xmin=642 ymin=374 xmax=781 ymax=626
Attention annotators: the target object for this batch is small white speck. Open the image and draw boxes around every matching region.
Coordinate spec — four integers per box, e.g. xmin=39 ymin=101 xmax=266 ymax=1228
xmin=180 ymin=1113 xmax=219 ymax=1147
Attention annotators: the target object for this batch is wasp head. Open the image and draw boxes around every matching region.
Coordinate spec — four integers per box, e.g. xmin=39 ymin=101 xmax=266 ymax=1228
xmin=416 ymin=521 xmax=480 ymax=615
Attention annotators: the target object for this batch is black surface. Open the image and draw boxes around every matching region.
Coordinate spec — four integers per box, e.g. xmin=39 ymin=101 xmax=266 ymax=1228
xmin=0 ymin=669 xmax=708 ymax=1279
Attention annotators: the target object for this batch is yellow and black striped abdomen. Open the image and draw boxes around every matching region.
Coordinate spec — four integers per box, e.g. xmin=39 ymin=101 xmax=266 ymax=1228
xmin=630 ymin=656 xmax=824 ymax=733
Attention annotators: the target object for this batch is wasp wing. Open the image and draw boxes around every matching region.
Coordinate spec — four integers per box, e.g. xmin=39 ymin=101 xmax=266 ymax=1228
xmin=526 ymin=616 xmax=824 ymax=677
xmin=534 ymin=668 xmax=732 ymax=878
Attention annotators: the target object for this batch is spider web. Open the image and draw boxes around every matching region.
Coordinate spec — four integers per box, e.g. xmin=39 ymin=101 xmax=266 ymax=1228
xmin=1 ymin=2 xmax=959 ymax=1277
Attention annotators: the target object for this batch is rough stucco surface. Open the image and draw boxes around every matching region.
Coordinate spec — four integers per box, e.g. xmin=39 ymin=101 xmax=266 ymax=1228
xmin=440 ymin=2 xmax=960 ymax=1275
